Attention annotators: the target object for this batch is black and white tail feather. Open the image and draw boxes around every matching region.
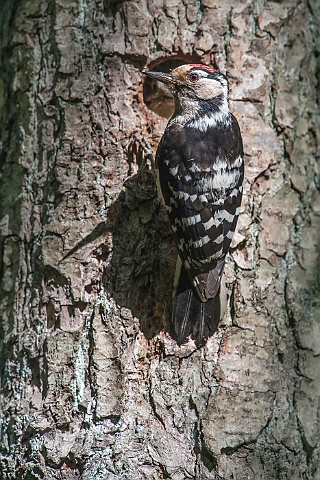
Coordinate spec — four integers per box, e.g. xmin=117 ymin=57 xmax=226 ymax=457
xmin=172 ymin=258 xmax=222 ymax=346
xmin=143 ymin=64 xmax=244 ymax=346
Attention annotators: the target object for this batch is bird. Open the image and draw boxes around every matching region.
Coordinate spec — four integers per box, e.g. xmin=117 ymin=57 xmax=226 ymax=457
xmin=142 ymin=64 xmax=244 ymax=346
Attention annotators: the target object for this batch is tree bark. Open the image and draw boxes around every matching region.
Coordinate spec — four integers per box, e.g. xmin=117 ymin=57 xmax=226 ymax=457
xmin=0 ymin=0 xmax=319 ymax=479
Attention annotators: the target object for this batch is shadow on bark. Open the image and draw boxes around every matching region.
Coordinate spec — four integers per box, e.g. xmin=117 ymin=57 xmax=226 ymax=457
xmin=62 ymin=151 xmax=176 ymax=341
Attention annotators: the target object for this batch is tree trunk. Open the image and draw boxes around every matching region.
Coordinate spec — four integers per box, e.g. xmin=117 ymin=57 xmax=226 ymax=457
xmin=0 ymin=0 xmax=319 ymax=478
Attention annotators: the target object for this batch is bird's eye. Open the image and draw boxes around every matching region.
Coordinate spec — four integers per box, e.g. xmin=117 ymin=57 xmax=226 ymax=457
xmin=188 ymin=73 xmax=199 ymax=82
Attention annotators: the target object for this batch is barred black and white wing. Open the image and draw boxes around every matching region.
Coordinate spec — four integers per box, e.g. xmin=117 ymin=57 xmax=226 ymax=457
xmin=156 ymin=115 xmax=244 ymax=345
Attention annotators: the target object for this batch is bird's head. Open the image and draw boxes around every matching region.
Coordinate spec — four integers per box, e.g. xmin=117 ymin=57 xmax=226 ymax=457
xmin=142 ymin=64 xmax=227 ymax=99
xmin=142 ymin=64 xmax=229 ymax=121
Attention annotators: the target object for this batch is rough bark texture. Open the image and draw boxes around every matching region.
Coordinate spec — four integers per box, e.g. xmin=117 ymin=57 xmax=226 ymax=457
xmin=0 ymin=0 xmax=319 ymax=479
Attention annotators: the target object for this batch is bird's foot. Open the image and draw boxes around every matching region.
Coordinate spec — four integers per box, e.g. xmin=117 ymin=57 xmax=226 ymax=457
xmin=134 ymin=135 xmax=155 ymax=170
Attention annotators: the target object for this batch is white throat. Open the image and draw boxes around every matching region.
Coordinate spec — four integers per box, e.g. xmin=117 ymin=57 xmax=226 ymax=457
xmin=169 ymin=95 xmax=230 ymax=132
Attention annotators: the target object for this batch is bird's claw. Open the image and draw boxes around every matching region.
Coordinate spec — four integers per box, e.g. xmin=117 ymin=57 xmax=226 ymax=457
xmin=134 ymin=135 xmax=155 ymax=169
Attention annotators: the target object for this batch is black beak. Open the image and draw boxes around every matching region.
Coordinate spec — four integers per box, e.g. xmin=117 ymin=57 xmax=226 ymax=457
xmin=142 ymin=70 xmax=175 ymax=85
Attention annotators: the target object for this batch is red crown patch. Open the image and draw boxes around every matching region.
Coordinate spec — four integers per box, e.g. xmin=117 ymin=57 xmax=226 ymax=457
xmin=189 ymin=64 xmax=217 ymax=72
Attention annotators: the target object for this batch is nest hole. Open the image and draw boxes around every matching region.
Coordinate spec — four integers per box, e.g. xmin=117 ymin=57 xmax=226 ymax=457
xmin=143 ymin=56 xmax=200 ymax=118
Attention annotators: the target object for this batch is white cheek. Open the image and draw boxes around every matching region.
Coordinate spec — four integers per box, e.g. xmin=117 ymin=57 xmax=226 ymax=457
xmin=195 ymin=79 xmax=223 ymax=100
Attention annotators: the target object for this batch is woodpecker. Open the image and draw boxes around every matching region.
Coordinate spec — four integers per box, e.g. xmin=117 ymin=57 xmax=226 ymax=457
xmin=143 ymin=64 xmax=244 ymax=346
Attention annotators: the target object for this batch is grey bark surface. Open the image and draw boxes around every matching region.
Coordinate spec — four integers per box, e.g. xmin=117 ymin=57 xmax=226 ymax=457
xmin=0 ymin=0 xmax=319 ymax=479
